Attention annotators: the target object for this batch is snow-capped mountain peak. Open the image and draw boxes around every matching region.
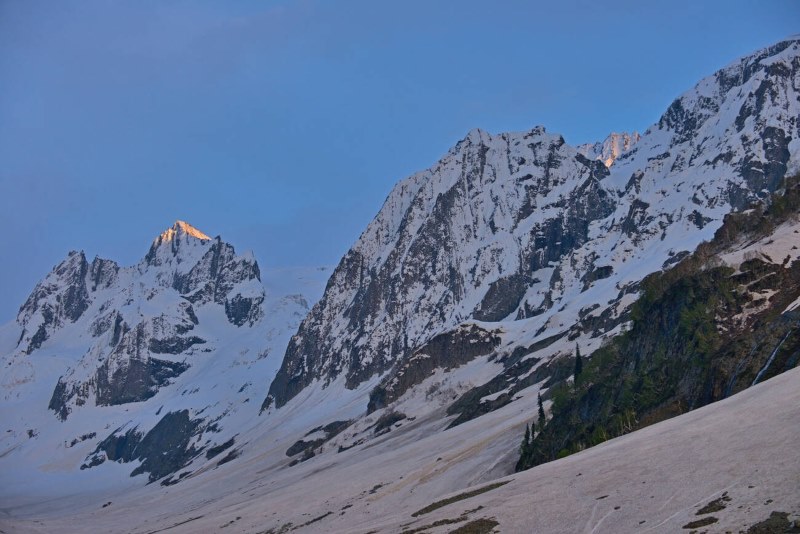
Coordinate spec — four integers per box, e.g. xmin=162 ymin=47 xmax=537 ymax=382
xmin=144 ymin=220 xmax=214 ymax=270
xmin=4 ymin=221 xmax=272 ymax=418
xmin=0 ymin=223 xmax=331 ymax=484
xmin=160 ymin=220 xmax=211 ymax=242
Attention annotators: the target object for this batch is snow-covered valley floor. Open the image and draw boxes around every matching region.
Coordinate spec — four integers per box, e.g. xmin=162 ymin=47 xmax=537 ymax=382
xmin=1 ymin=366 xmax=798 ymax=533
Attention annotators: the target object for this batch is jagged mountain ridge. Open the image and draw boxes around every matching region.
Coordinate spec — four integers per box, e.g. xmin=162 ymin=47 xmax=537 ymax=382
xmin=14 ymin=221 xmax=263 ymax=420
xmin=266 ymin=125 xmax=617 ymax=409
xmin=266 ymin=37 xmax=800 ymax=412
xmin=0 ymin=221 xmax=325 ymax=483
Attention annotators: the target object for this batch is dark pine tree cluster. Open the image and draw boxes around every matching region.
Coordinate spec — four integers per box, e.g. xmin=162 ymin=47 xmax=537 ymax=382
xmin=516 ymin=392 xmax=547 ymax=469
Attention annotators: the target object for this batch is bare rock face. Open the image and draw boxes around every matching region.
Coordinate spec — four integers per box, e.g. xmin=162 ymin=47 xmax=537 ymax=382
xmin=367 ymin=324 xmax=502 ymax=413
xmin=16 ymin=251 xmax=96 ymax=354
xmin=81 ymin=410 xmax=204 ymax=483
xmin=170 ymin=235 xmax=265 ymax=327
xmin=93 ymin=321 xmax=195 ymax=407
xmin=265 ymin=38 xmax=800 ymax=411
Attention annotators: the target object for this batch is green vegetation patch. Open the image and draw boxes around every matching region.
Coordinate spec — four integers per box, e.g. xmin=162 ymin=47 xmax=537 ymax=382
xmin=448 ymin=518 xmax=500 ymax=534
xmin=746 ymin=511 xmax=800 ymax=533
xmin=696 ymin=492 xmax=731 ymax=514
xmin=411 ymin=481 xmax=510 ymax=517
xmin=682 ymin=516 xmax=718 ymax=529
xmin=517 ymin=173 xmax=800 ymax=471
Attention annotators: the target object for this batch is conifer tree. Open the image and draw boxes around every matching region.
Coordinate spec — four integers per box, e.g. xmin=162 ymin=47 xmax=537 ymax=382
xmin=537 ymin=392 xmax=545 ymax=426
xmin=574 ymin=343 xmax=583 ymax=384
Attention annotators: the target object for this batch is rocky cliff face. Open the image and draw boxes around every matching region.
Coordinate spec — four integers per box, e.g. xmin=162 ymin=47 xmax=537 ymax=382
xmin=265 ymin=38 xmax=800 ymax=412
xmin=265 ymin=127 xmax=616 ymax=409
xmin=16 ymin=250 xmax=100 ymax=355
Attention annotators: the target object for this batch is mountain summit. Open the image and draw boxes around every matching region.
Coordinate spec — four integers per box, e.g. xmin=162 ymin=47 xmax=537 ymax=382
xmin=144 ymin=220 xmax=214 ymax=268
xmin=155 ymin=220 xmax=212 ymax=243
xmin=578 ymin=131 xmax=640 ymax=167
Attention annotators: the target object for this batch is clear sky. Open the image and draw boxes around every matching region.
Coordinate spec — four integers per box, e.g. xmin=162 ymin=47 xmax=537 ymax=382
xmin=1 ymin=0 xmax=798 ymax=322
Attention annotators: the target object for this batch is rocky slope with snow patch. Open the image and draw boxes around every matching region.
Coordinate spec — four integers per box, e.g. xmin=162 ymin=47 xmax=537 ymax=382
xmin=518 ymin=174 xmax=800 ymax=469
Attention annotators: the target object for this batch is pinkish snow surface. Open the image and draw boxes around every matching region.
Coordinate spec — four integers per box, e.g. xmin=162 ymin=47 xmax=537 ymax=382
xmin=2 ymin=366 xmax=797 ymax=534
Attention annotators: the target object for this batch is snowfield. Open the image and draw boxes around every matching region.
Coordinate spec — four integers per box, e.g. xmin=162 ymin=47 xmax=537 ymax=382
xmin=1 ymin=363 xmax=797 ymax=533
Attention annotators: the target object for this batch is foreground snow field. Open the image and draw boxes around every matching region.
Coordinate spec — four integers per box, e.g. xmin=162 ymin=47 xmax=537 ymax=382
xmin=1 ymin=366 xmax=797 ymax=533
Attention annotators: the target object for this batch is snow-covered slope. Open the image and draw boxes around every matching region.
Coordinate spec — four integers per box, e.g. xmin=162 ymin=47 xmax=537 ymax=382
xmin=0 ymin=221 xmax=330 ymax=485
xmin=3 ymin=357 xmax=797 ymax=533
xmin=267 ymin=37 xmax=800 ymax=413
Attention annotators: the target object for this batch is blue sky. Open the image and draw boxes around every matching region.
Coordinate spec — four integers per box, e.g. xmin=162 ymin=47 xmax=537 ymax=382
xmin=0 ymin=0 xmax=798 ymax=322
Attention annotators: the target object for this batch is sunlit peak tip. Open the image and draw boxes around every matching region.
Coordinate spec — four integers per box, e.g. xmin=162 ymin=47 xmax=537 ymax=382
xmin=155 ymin=220 xmax=212 ymax=243
xmin=172 ymin=220 xmax=211 ymax=240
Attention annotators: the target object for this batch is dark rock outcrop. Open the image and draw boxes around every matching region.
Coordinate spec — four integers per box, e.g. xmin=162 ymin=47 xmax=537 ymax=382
xmin=16 ymin=251 xmax=92 ymax=354
xmin=82 ymin=410 xmax=204 ymax=482
xmin=367 ymin=324 xmax=502 ymax=413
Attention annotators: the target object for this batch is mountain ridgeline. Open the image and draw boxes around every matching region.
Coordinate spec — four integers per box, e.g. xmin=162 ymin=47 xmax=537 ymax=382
xmin=1 ymin=221 xmax=315 ymax=484
xmin=264 ymin=37 xmax=800 ymax=415
xmin=25 ymin=222 xmax=265 ymax=420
